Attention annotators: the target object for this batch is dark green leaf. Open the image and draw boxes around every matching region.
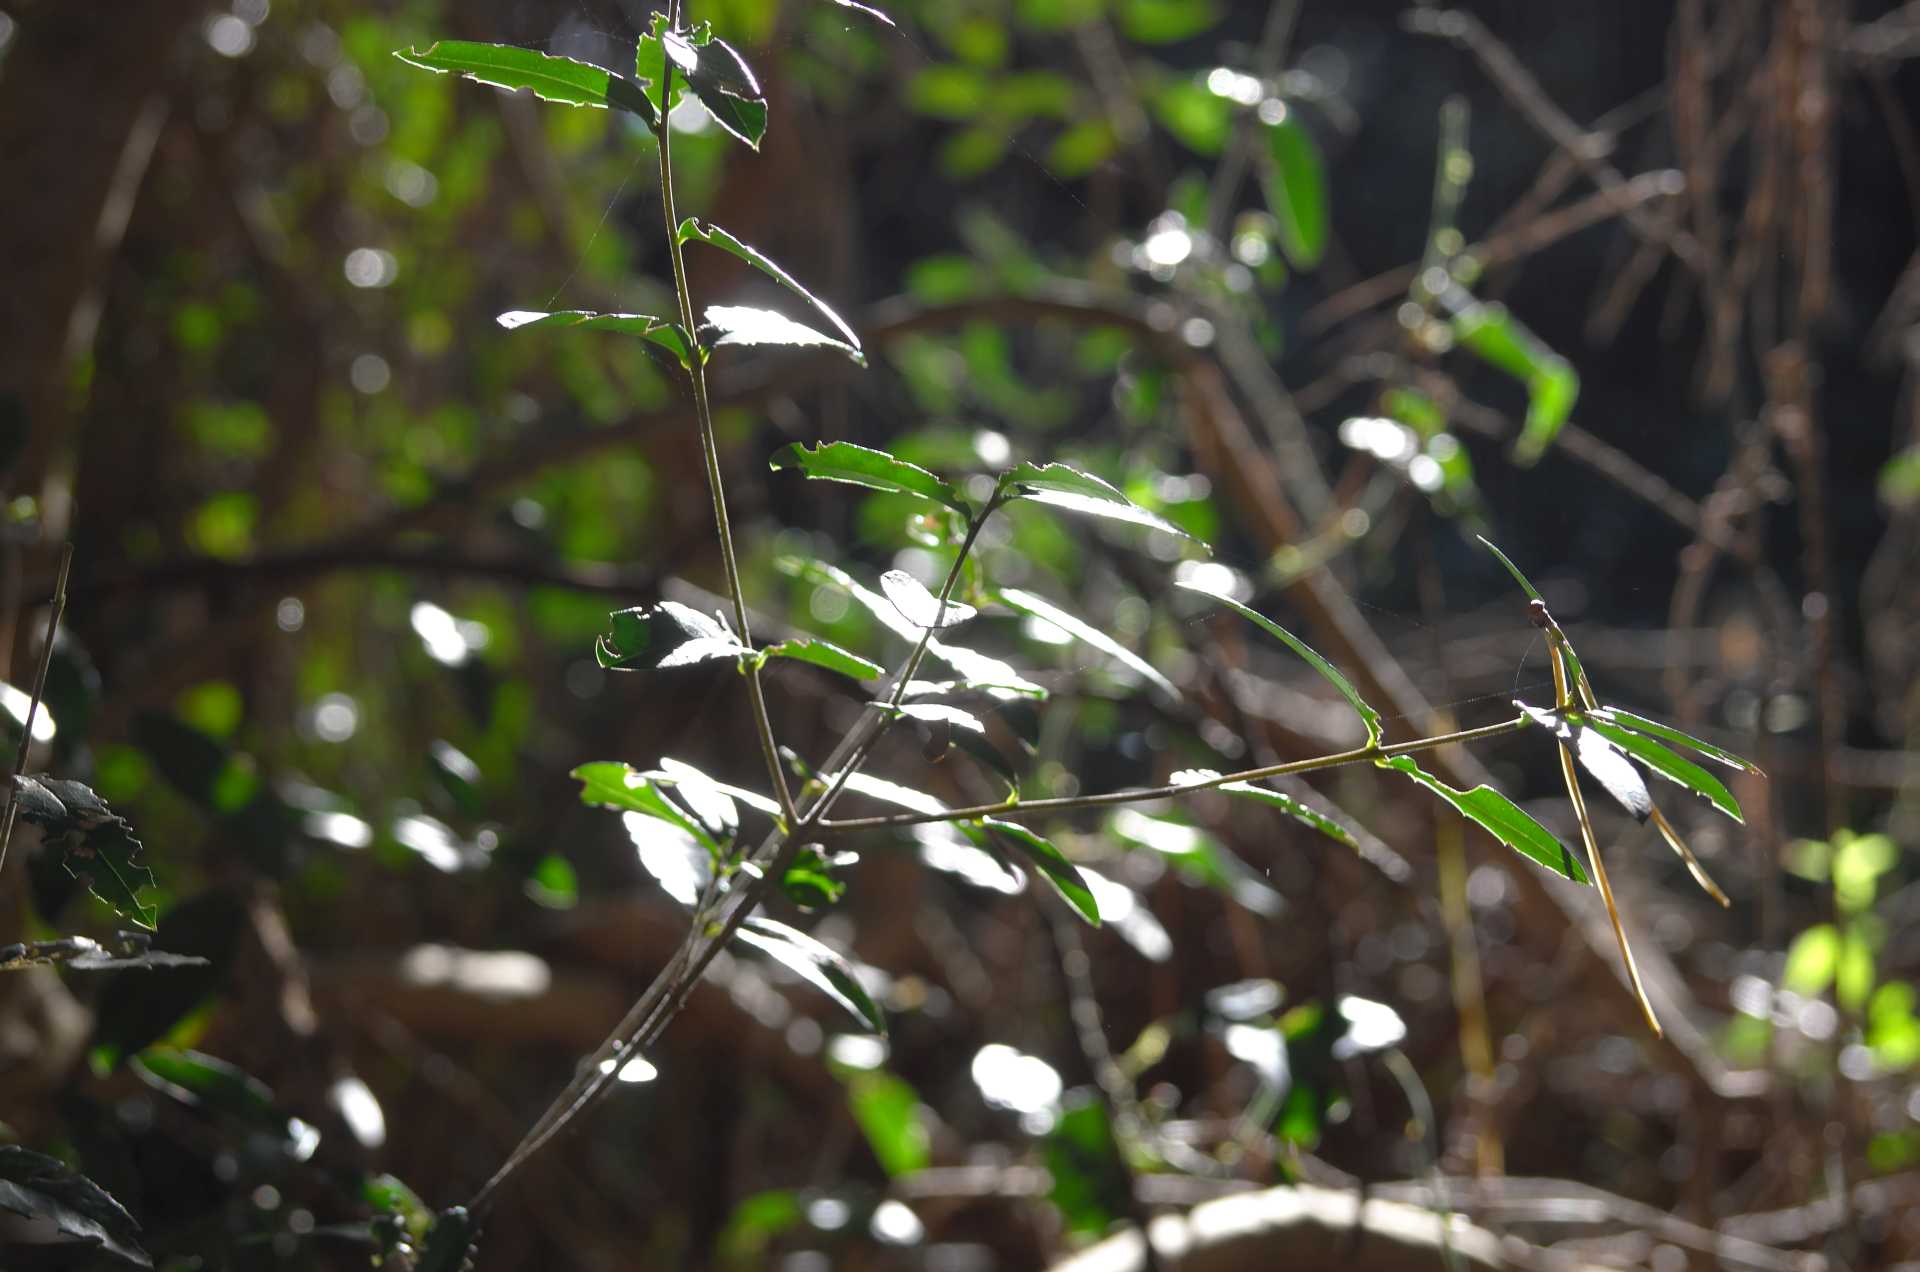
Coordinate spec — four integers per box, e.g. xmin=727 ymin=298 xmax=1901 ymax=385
xmin=681 ymin=220 xmax=863 ymax=353
xmin=768 ymin=440 xmax=963 ymax=510
xmin=496 ymin=309 xmax=692 ymax=367
xmin=396 ymin=41 xmax=657 ymax=126
xmin=675 ymin=47 xmax=768 ymax=147
xmin=133 ymin=1047 xmax=318 ymax=1159
xmin=1377 ymin=754 xmax=1589 ymax=883
xmin=781 ymin=844 xmax=849 ymax=910
xmin=703 ymin=305 xmax=865 ymax=364
xmin=89 ymin=890 xmax=244 ymax=1070
xmin=997 ymin=587 xmax=1177 ymax=698
xmin=417 ymin=1207 xmax=480 ymax=1272
xmin=1044 ymin=1093 xmax=1128 ymax=1236
xmin=1569 ymin=711 xmax=1743 ymax=822
xmin=1476 ymin=534 xmax=1544 ymax=602
xmin=980 ymin=818 xmax=1099 ymax=925
xmin=1170 ymin=768 xmax=1357 ymax=849
xmin=736 ymin=917 xmax=886 ymax=1035
xmin=66 ymin=819 xmax=157 ymax=930
xmin=1000 ymin=461 xmax=1202 ymax=545
xmin=879 ymin=569 xmax=976 ymax=629
xmin=844 ymin=1070 xmax=930 ymax=1176
xmin=762 ymin=636 xmax=884 ymax=680
xmin=660 ymin=29 xmax=766 ymax=147
xmin=595 ymin=601 xmax=743 ymax=671
xmin=1176 ymin=580 xmax=1382 ymax=745
xmin=0 ymin=1147 xmax=149 ymax=1268
xmin=1263 ymin=116 xmax=1328 ymax=270
xmin=1591 ymin=706 xmax=1765 ymax=775
xmin=428 ymin=740 xmax=483 ymax=815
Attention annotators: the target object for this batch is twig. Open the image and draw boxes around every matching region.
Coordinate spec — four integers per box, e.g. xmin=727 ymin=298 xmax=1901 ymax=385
xmin=0 ymin=543 xmax=70 ymax=878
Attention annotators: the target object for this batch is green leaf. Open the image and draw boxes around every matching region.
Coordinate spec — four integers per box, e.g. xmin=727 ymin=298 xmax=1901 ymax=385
xmin=596 ymin=601 xmax=743 ymax=671
xmin=768 ymin=440 xmax=963 ymax=511
xmin=396 ymin=41 xmax=657 ymax=125
xmin=1589 ymin=706 xmax=1764 ymax=775
xmin=1262 ymin=116 xmax=1328 ymax=270
xmin=572 ymin=761 xmax=716 ymax=852
xmin=1783 ymin=923 xmax=1839 ymax=995
xmin=1881 ymin=446 xmax=1920 ymax=508
xmin=664 ymin=30 xmax=768 ymax=148
xmin=1045 ymin=1093 xmax=1129 ymax=1236
xmin=1000 ymin=461 xmax=1203 ymax=545
xmin=980 ymin=818 xmax=1099 ymax=925
xmin=67 ymin=819 xmax=158 ymax=930
xmin=133 ymin=1048 xmax=318 ymax=1160
xmin=908 ymin=65 xmax=990 ymax=119
xmin=0 ymin=1147 xmax=149 ymax=1269
xmin=879 ymin=569 xmax=977 ymax=629
xmin=1568 ymin=712 xmax=1743 ymax=823
xmin=89 ymin=890 xmax=245 ymax=1070
xmin=1519 ymin=360 xmax=1579 ymax=465
xmin=736 ymin=917 xmax=886 ymax=1035
xmin=496 ymin=309 xmax=692 ymax=367
xmin=680 ymin=220 xmax=862 ymax=354
xmin=417 ymin=1207 xmax=480 ymax=1272
xmin=1107 ymin=808 xmax=1284 ymax=916
xmin=844 ymin=1070 xmax=931 ymax=1175
xmin=719 ymin=1191 xmax=805 ymax=1266
xmin=1176 ymin=580 xmax=1382 ymax=746
xmin=703 ymin=305 xmax=865 ymax=365
xmin=996 ymin=587 xmax=1177 ymax=698
xmin=762 ymin=637 xmax=884 ymax=680
xmin=1377 ymin=754 xmax=1589 ymax=884
xmin=1150 ymin=78 xmax=1232 ymax=156
xmin=1117 ymin=0 xmax=1221 ymax=43
xmin=1476 ymin=534 xmax=1544 ymax=602
xmin=1170 ymin=769 xmax=1357 ymax=849
xmin=1451 ymin=302 xmax=1576 ymax=464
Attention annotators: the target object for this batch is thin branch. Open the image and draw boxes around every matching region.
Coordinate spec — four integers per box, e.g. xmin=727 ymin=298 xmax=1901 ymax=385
xmin=0 ymin=543 xmax=71 ymax=878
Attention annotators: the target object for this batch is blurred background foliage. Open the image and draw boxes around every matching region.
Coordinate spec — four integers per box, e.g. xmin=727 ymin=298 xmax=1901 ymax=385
xmin=2 ymin=0 xmax=1920 ymax=1267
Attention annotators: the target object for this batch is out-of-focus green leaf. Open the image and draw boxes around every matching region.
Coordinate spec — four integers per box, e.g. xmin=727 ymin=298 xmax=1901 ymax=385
xmin=879 ymin=569 xmax=976 ymax=629
xmin=1881 ymin=446 xmax=1920 ymax=507
xmin=718 ymin=1190 xmax=805 ymax=1267
xmin=1108 ymin=808 xmax=1283 ymax=916
xmin=1177 ymin=580 xmax=1380 ymax=745
xmin=908 ymin=65 xmax=990 ymax=119
xmin=1262 ymin=116 xmax=1327 ymax=269
xmin=1378 ymin=754 xmax=1589 ymax=883
xmin=736 ymin=917 xmax=887 ymax=1035
xmin=680 ymin=220 xmax=862 ymax=352
xmin=1045 ymin=1092 xmax=1128 ymax=1235
xmin=1783 ymin=923 xmax=1839 ymax=995
xmin=1117 ymin=0 xmax=1221 ymax=44
xmin=980 ymin=818 xmax=1099 ymax=925
xmin=844 ymin=1070 xmax=930 ymax=1175
xmin=90 ymin=890 xmax=244 ymax=1070
xmin=133 ymin=1048 xmax=318 ymax=1160
xmin=769 ymin=441 xmax=964 ymax=511
xmin=1001 ymin=461 xmax=1201 ymax=544
xmin=998 ymin=587 xmax=1176 ymax=698
xmin=417 ymin=1207 xmax=479 ymax=1272
xmin=395 ymin=41 xmax=658 ymax=125
xmin=1151 ymin=78 xmax=1231 ymax=155
xmin=1451 ymin=302 xmax=1577 ymax=463
xmin=496 ymin=309 xmax=693 ymax=367
xmin=1170 ymin=769 xmax=1356 ymax=849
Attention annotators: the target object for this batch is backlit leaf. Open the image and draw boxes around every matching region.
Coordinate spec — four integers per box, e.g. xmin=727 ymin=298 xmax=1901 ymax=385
xmin=396 ymin=41 xmax=658 ymax=125
xmin=1263 ymin=116 xmax=1328 ymax=269
xmin=997 ymin=587 xmax=1176 ymax=698
xmin=1001 ymin=461 xmax=1201 ymax=545
xmin=736 ymin=917 xmax=886 ymax=1035
xmin=763 ymin=637 xmax=884 ymax=681
xmin=769 ymin=440 xmax=963 ymax=511
xmin=496 ymin=309 xmax=692 ymax=366
xmin=980 ymin=818 xmax=1099 ymax=925
xmin=704 ymin=306 xmax=865 ymax=364
xmin=879 ymin=569 xmax=977 ymax=629
xmin=681 ymin=220 xmax=862 ymax=353
xmin=1378 ymin=754 xmax=1590 ymax=884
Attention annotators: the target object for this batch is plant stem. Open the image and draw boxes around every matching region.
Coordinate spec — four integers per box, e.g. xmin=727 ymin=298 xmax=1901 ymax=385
xmin=653 ymin=4 xmax=795 ymax=828
xmin=817 ymin=714 xmax=1532 ymax=833
xmin=0 ymin=543 xmax=71 ymax=878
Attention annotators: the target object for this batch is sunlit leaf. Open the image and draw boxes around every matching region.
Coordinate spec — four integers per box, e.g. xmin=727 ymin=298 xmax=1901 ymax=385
xmin=1107 ymin=808 xmax=1283 ymax=915
xmin=496 ymin=309 xmax=692 ymax=366
xmin=1117 ymin=0 xmax=1221 ymax=44
xmin=704 ymin=305 xmax=865 ymax=364
xmin=1176 ymin=580 xmax=1381 ymax=745
xmin=1476 ymin=534 xmax=1544 ymax=602
xmin=1517 ymin=704 xmax=1652 ymax=822
xmin=1783 ymin=923 xmax=1839 ymax=995
xmin=880 ymin=569 xmax=977 ymax=629
xmin=573 ymin=761 xmax=718 ymax=852
xmin=736 ymin=917 xmax=886 ymax=1035
xmin=1170 ymin=768 xmax=1357 ymax=849
xmin=396 ymin=41 xmax=658 ymax=125
xmin=1000 ymin=461 xmax=1201 ymax=545
xmin=997 ymin=587 xmax=1176 ymax=698
xmin=1569 ymin=712 xmax=1743 ymax=822
xmin=769 ymin=441 xmax=963 ymax=511
xmin=980 ymin=818 xmax=1099 ymax=925
xmin=1377 ymin=754 xmax=1590 ymax=883
xmin=1589 ymin=706 xmax=1764 ymax=775
xmin=763 ymin=637 xmax=884 ymax=681
xmin=681 ymin=221 xmax=862 ymax=353
xmin=843 ymin=1070 xmax=930 ymax=1175
xmin=596 ymin=601 xmax=743 ymax=671
xmin=1263 ymin=115 xmax=1328 ymax=270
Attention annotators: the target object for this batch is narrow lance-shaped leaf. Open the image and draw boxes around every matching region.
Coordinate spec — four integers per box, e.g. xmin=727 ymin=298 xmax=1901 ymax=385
xmin=1378 ymin=753 xmax=1590 ymax=884
xmin=1592 ymin=706 xmax=1764 ymax=775
xmin=704 ymin=305 xmax=865 ymax=365
xmin=681 ymin=219 xmax=863 ymax=354
xmin=997 ymin=587 xmax=1177 ymax=699
xmin=1569 ymin=711 xmax=1744 ymax=822
xmin=1176 ymin=580 xmax=1381 ymax=746
xmin=1476 ymin=534 xmax=1543 ymax=602
xmin=769 ymin=441 xmax=963 ymax=511
xmin=999 ymin=462 xmax=1203 ymax=546
xmin=980 ymin=818 xmax=1099 ymax=925
xmin=1170 ymin=769 xmax=1356 ymax=849
xmin=1262 ymin=115 xmax=1328 ymax=270
xmin=396 ymin=41 xmax=657 ymax=126
xmin=761 ymin=637 xmax=884 ymax=681
xmin=843 ymin=1070 xmax=931 ymax=1176
xmin=1107 ymin=808 xmax=1283 ymax=916
xmin=736 ymin=917 xmax=887 ymax=1035
xmin=497 ymin=309 xmax=692 ymax=367
xmin=1517 ymin=704 xmax=1652 ymax=823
